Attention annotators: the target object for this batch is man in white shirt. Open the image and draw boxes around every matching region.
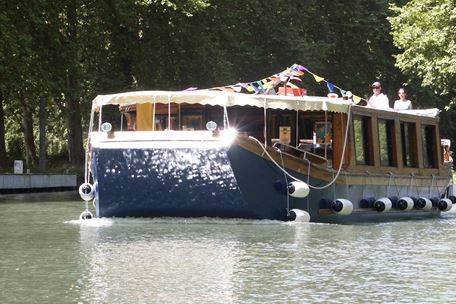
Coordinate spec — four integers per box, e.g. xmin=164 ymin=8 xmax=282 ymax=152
xmin=368 ymin=81 xmax=390 ymax=110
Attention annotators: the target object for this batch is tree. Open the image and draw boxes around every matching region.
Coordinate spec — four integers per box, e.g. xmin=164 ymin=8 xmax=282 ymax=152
xmin=389 ymin=0 xmax=456 ymax=103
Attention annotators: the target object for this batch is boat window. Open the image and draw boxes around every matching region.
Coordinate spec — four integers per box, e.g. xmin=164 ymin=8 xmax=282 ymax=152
xmin=422 ymin=124 xmax=437 ymax=168
xmin=400 ymin=122 xmax=418 ymax=167
xmin=378 ymin=119 xmax=395 ymax=166
xmin=271 ymin=111 xmax=295 ymax=145
xmin=353 ymin=116 xmax=372 ymax=165
xmin=181 ymin=107 xmax=203 ymax=130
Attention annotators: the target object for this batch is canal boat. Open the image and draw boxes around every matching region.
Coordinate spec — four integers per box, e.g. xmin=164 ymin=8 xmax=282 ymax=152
xmin=78 ymin=66 xmax=455 ymax=223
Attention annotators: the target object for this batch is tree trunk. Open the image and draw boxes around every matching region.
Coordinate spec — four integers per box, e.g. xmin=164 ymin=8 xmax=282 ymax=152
xmin=67 ymin=91 xmax=84 ymax=166
xmin=39 ymin=96 xmax=47 ymax=171
xmin=19 ymin=94 xmax=37 ymax=169
xmin=66 ymin=0 xmax=84 ymax=166
xmin=0 ymin=92 xmax=8 ymax=170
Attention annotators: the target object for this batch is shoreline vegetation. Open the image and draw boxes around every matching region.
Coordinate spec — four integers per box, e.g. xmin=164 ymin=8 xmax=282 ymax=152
xmin=0 ymin=0 xmax=454 ymax=178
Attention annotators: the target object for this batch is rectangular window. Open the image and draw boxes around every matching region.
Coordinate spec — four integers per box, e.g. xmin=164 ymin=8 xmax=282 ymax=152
xmin=378 ymin=119 xmax=395 ymax=166
xmin=422 ymin=125 xmax=437 ymax=168
xmin=353 ymin=116 xmax=372 ymax=165
xmin=401 ymin=122 xmax=418 ymax=167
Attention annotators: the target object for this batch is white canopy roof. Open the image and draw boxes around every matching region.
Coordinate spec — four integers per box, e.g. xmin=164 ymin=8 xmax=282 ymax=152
xmin=92 ymin=90 xmax=352 ymax=113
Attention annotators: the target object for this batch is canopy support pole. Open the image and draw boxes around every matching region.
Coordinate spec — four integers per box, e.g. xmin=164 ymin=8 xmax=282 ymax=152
xmin=120 ymin=112 xmax=123 ymax=131
xmin=263 ymin=98 xmax=267 ymax=146
xmin=324 ymin=110 xmax=328 ymax=160
xmin=98 ymin=106 xmax=103 ymax=132
xmin=295 ymin=110 xmax=299 ymax=147
xmin=167 ymin=94 xmax=171 ymax=130
xmin=152 ymin=95 xmax=156 ymax=131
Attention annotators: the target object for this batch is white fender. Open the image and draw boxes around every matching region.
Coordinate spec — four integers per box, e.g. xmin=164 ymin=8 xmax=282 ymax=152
xmin=79 ymin=183 xmax=94 ymax=201
xmin=330 ymin=199 xmax=354 ymax=215
xmin=288 ymin=181 xmax=310 ymax=198
xmin=415 ymin=197 xmax=433 ymax=211
xmin=439 ymin=198 xmax=452 ymax=212
xmin=79 ymin=210 xmax=93 ymax=220
xmin=397 ymin=197 xmax=414 ymax=211
xmin=289 ymin=209 xmax=311 ymax=222
xmin=374 ymin=197 xmax=392 ymax=212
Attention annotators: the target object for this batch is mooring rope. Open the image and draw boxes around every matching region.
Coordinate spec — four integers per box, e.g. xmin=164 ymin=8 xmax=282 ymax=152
xmin=249 ymin=104 xmax=352 ymax=190
xmin=277 ymin=149 xmax=290 ymax=215
xmin=429 ymin=174 xmax=435 ymax=198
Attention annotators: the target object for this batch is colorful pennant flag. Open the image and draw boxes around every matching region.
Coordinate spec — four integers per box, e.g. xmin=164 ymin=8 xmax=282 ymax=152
xmin=326 ymin=82 xmax=334 ymax=93
xmin=313 ymin=74 xmax=324 ymax=82
xmin=256 ymin=81 xmax=264 ymax=91
xmin=353 ymin=95 xmax=362 ymax=104
xmin=246 ymin=85 xmax=255 ymax=92
xmin=232 ymin=85 xmax=242 ymax=92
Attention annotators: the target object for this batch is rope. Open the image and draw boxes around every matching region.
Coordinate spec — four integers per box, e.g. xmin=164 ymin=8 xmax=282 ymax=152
xmin=223 ymin=106 xmax=230 ymax=129
xmin=277 ymin=149 xmax=290 ymax=215
xmin=84 ymin=109 xmax=95 ymax=184
xmin=408 ymin=173 xmax=414 ymax=196
xmin=408 ymin=173 xmax=421 ymax=197
xmin=387 ymin=172 xmax=393 ymax=197
xmin=429 ymin=174 xmax=435 ymax=198
xmin=390 ymin=172 xmax=401 ymax=197
xmin=362 ymin=171 xmax=367 ymax=198
xmin=248 ymin=104 xmax=352 ymax=190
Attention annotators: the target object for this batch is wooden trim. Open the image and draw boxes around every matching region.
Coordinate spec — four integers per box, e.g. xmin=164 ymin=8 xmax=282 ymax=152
xmin=394 ymin=118 xmax=404 ymax=170
xmin=351 ymin=114 xmax=374 ymax=167
xmin=371 ymin=115 xmax=380 ymax=169
xmin=435 ymin=125 xmax=443 ymax=171
xmin=235 ymin=136 xmax=451 ymax=188
xmin=416 ymin=120 xmax=424 ymax=169
xmin=332 ymin=113 xmax=350 ymax=170
xmin=351 ymin=105 xmax=439 ymax=124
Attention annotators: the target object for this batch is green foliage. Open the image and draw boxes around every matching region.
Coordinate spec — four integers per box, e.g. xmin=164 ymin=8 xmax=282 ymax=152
xmin=389 ymin=0 xmax=456 ymax=100
xmin=0 ymin=0 xmax=454 ymax=172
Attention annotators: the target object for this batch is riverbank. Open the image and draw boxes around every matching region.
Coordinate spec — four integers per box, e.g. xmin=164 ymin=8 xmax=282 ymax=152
xmin=0 ymin=174 xmax=77 ymax=194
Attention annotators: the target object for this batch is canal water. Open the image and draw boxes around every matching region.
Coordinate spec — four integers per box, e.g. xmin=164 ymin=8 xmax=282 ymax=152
xmin=1 ymin=193 xmax=456 ymax=303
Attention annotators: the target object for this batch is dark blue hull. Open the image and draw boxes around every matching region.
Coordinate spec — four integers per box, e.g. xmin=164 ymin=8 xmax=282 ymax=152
xmin=92 ymin=143 xmax=293 ymax=219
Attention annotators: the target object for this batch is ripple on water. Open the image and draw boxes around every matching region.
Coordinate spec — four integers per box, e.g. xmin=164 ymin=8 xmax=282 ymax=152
xmin=4 ymin=198 xmax=456 ymax=303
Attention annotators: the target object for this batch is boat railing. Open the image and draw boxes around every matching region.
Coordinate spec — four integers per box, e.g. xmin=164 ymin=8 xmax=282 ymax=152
xmin=272 ymin=142 xmax=331 ymax=168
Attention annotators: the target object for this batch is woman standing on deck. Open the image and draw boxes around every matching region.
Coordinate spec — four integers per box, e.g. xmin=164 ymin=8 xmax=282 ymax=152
xmin=394 ymin=88 xmax=412 ymax=110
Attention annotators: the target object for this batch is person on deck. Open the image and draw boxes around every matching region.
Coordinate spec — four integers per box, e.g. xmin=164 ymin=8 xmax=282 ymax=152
xmin=394 ymin=87 xmax=412 ymax=110
xmin=367 ymin=81 xmax=390 ymax=110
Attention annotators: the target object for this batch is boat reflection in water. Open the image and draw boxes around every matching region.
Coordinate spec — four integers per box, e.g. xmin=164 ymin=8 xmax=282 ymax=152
xmin=78 ymin=64 xmax=455 ymax=223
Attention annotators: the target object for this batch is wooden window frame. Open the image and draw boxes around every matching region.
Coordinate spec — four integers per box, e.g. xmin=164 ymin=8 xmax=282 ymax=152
xmin=421 ymin=124 xmax=438 ymax=169
xmin=351 ymin=114 xmax=374 ymax=168
xmin=378 ymin=118 xmax=397 ymax=167
xmin=400 ymin=121 xmax=419 ymax=168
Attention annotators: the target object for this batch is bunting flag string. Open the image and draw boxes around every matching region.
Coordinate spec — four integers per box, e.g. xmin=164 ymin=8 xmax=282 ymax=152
xmin=209 ymin=62 xmax=368 ymax=105
xmin=290 ymin=63 xmax=368 ymax=104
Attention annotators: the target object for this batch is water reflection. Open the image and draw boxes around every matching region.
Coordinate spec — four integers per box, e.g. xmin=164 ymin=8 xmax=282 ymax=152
xmin=76 ymin=217 xmax=456 ymax=303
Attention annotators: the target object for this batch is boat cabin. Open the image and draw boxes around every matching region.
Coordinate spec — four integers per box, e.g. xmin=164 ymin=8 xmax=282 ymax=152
xmin=101 ymin=97 xmax=448 ymax=178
